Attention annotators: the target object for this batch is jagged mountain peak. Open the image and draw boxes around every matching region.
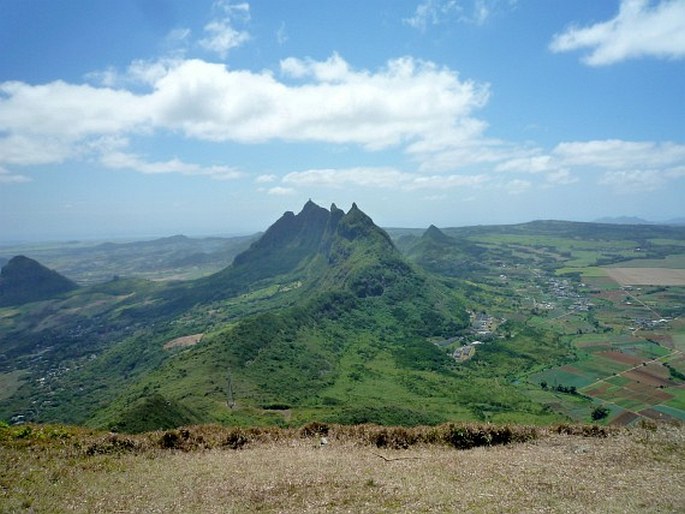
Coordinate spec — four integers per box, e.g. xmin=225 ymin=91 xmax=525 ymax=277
xmin=217 ymin=201 xmax=397 ymax=291
xmin=337 ymin=202 xmax=391 ymax=244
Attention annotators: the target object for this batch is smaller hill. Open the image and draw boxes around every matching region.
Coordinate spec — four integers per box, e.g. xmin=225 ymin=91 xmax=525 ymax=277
xmin=103 ymin=393 xmax=201 ymax=433
xmin=0 ymin=255 xmax=77 ymax=307
xmin=402 ymin=225 xmax=484 ymax=277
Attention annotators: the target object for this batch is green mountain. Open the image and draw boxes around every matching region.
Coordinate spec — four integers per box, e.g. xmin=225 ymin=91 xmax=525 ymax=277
xmin=0 ymin=255 xmax=77 ymax=307
xmin=87 ymin=202 xmax=474 ymax=430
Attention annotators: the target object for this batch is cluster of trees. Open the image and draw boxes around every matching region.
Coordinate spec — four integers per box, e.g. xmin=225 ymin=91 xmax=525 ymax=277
xmin=540 ymin=381 xmax=578 ymax=395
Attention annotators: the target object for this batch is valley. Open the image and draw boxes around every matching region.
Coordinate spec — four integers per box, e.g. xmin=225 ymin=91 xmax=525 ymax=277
xmin=1 ymin=202 xmax=684 ymax=431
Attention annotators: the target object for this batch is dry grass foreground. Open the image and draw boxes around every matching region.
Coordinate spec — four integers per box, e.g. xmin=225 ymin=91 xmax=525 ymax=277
xmin=1 ymin=422 xmax=684 ymax=513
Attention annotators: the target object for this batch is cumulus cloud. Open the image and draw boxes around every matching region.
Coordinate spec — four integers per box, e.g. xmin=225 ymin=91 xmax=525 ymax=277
xmin=550 ymin=0 xmax=685 ymax=65
xmin=2 ymin=48 xmax=682 ymax=195
xmin=199 ymin=1 xmax=251 ymax=58
xmin=0 ymin=54 xmax=492 ymax=181
xmin=1 ymin=54 xmax=488 ymax=152
xmin=0 ymin=81 xmax=145 ymax=141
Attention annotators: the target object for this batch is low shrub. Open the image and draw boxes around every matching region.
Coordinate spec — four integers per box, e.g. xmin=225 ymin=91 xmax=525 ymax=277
xmin=86 ymin=433 xmax=142 ymax=455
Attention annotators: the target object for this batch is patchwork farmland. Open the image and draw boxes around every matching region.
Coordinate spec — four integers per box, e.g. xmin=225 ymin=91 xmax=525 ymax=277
xmin=529 ymin=257 xmax=685 ymax=425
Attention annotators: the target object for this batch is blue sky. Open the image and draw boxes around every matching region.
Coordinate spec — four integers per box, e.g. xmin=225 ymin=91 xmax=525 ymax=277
xmin=1 ymin=0 xmax=684 ymax=241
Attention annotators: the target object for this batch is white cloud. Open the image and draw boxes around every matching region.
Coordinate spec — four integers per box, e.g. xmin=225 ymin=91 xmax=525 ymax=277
xmin=598 ymin=169 xmax=665 ymax=193
xmin=550 ymin=0 xmax=685 ymax=65
xmin=553 ymin=140 xmax=685 ymax=169
xmin=495 ymin=155 xmax=555 ymax=173
xmin=276 ymin=22 xmax=288 ymax=45
xmin=284 ymin=167 xmax=408 ymax=189
xmin=84 ymin=66 xmax=119 ymax=88
xmin=504 ymin=179 xmax=531 ymax=195
xmin=127 ymin=58 xmax=180 ymax=86
xmin=148 ymin=56 xmax=488 ymax=149
xmin=255 ymin=174 xmax=277 ymax=183
xmin=404 ymin=0 xmax=516 ymax=31
xmin=2 ymin=48 xmax=682 ymax=197
xmin=0 ymin=81 xmax=145 ymax=141
xmin=167 ymin=28 xmax=192 ymax=44
xmin=404 ymin=0 xmax=460 ymax=31
xmin=493 ymin=138 xmax=685 ymax=191
xmin=199 ymin=1 xmax=251 ymax=58
xmin=100 ymin=150 xmax=242 ymax=180
xmin=0 ymin=134 xmax=73 ymax=166
xmin=495 ymin=153 xmax=577 ymax=186
xmin=0 ymin=54 xmax=489 ymax=176
xmin=666 ymin=166 xmax=685 ymax=179
xmin=283 ymin=166 xmax=488 ymax=191
xmin=0 ymin=165 xmax=31 ymax=184
xmin=267 ymin=186 xmax=295 ymax=195
xmin=280 ymin=53 xmax=351 ymax=82
xmin=544 ymin=169 xmax=577 ymax=186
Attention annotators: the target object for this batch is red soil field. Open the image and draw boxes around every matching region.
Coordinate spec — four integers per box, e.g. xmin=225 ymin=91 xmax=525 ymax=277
xmin=623 ymin=380 xmax=673 ymax=403
xmin=624 ymin=365 xmax=673 ymax=388
xmin=597 ymin=350 xmax=643 ymax=366
xmin=584 ymin=383 xmax=611 ymax=396
xmin=638 ymin=408 xmax=680 ymax=422
xmin=610 ymin=410 xmax=640 ymax=426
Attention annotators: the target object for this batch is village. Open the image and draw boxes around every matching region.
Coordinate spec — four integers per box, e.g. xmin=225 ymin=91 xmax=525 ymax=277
xmin=432 ymin=311 xmax=504 ymax=363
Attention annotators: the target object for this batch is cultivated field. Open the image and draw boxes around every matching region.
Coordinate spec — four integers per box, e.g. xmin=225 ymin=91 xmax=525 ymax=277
xmin=605 ymin=268 xmax=685 ymax=286
xmin=1 ymin=422 xmax=683 ymax=513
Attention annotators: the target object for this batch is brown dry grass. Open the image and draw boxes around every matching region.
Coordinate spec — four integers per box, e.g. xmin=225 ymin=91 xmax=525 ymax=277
xmin=1 ymin=423 xmax=683 ymax=513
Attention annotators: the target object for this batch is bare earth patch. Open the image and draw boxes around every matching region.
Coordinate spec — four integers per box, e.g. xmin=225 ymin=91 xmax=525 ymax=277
xmin=605 ymin=268 xmax=685 ymax=286
xmin=163 ymin=333 xmax=203 ymax=350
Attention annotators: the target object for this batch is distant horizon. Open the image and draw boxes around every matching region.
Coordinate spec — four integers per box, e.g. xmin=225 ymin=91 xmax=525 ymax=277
xmin=2 ymin=207 xmax=683 ymax=246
